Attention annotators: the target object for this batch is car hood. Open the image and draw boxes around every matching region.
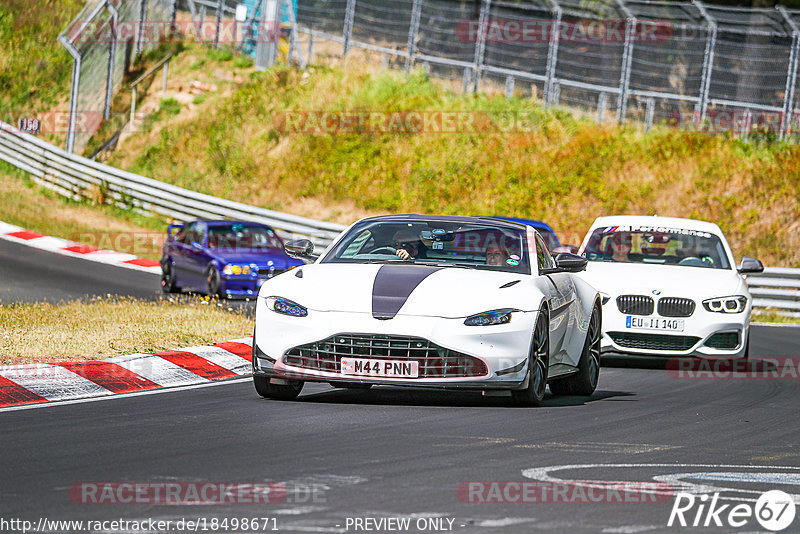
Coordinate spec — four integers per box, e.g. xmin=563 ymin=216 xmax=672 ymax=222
xmin=576 ymin=261 xmax=748 ymax=300
xmin=260 ymin=263 xmax=535 ymax=318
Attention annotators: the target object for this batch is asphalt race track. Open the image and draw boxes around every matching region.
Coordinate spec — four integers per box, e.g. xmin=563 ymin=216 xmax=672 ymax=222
xmin=3 ymin=239 xmax=800 ymax=533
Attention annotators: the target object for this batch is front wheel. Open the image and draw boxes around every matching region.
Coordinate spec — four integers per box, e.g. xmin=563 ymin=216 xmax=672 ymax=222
xmin=254 ymin=375 xmax=304 ymax=400
xmin=206 ymin=265 xmax=222 ymax=298
xmin=550 ymin=305 xmax=601 ymax=396
xmin=511 ymin=313 xmax=549 ymax=406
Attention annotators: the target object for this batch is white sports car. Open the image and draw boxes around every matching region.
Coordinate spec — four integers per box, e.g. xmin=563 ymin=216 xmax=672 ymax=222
xmin=577 ymin=215 xmax=764 ymax=359
xmin=252 ymin=215 xmax=602 ymax=405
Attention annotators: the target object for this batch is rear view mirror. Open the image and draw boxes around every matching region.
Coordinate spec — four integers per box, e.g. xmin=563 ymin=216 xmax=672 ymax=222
xmin=738 ymin=256 xmax=764 ymax=274
xmin=285 ymin=239 xmax=316 ymax=261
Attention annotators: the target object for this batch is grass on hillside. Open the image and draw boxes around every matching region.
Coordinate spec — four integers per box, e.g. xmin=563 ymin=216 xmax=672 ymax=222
xmin=0 ymin=0 xmax=84 ymax=115
xmin=0 ymin=296 xmax=252 ymax=363
xmin=0 ymin=161 xmax=167 ymax=260
xmin=107 ymin=59 xmax=800 ymax=267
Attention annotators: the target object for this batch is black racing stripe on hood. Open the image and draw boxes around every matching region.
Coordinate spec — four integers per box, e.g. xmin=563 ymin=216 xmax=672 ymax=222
xmin=372 ymin=265 xmax=443 ymax=319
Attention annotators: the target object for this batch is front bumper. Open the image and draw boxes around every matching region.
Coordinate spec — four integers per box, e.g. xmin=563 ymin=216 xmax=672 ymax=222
xmin=253 ymin=300 xmax=539 ymax=390
xmin=599 ymin=301 xmax=749 ymax=358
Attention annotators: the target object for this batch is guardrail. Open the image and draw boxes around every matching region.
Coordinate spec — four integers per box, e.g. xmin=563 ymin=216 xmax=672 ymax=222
xmin=746 ymin=268 xmax=800 ymax=317
xmin=0 ymin=121 xmax=346 ymax=249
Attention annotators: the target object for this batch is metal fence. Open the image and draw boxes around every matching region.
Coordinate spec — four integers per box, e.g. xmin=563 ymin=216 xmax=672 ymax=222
xmin=290 ymin=0 xmax=800 ymax=139
xmin=0 ymin=121 xmax=345 ymax=249
xmin=747 ymin=268 xmax=800 ymax=317
xmin=59 ymin=0 xmax=177 ymax=154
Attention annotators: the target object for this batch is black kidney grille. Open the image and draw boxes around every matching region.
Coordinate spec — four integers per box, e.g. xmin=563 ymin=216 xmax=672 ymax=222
xmin=617 ymin=295 xmax=654 ymax=315
xmin=658 ymin=297 xmax=695 ymax=317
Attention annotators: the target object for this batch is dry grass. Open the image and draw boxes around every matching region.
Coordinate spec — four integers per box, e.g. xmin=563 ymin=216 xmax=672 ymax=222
xmin=751 ymin=309 xmax=800 ymax=325
xmin=0 ymin=163 xmax=166 ymax=259
xmin=0 ymin=296 xmax=252 ymax=364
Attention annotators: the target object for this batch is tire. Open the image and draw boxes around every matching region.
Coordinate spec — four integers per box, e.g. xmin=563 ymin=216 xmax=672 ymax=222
xmin=253 ymin=375 xmax=304 ymax=400
xmin=550 ymin=305 xmax=601 ymax=396
xmin=511 ymin=312 xmax=549 ymax=406
xmin=206 ymin=265 xmax=222 ymax=298
xmin=160 ymin=259 xmax=180 ymax=293
xmin=329 ymin=381 xmax=373 ymax=390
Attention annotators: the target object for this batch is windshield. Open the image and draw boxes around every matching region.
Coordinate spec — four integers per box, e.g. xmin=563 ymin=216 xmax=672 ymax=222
xmin=207 ymin=224 xmax=283 ymax=250
xmin=583 ymin=226 xmax=731 ymax=269
xmin=323 ymin=218 xmax=531 ymax=274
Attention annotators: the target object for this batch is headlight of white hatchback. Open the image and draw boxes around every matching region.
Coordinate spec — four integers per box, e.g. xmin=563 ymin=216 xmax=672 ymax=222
xmin=702 ymin=295 xmax=747 ymax=313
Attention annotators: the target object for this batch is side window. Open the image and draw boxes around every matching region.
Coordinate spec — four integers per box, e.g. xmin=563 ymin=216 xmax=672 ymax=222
xmin=341 ymin=230 xmax=374 ymax=257
xmin=179 ymin=223 xmax=197 ymax=245
xmin=536 ymin=234 xmax=556 ymax=271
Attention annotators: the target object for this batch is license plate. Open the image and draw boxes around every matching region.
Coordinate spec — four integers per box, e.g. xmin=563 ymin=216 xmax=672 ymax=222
xmin=626 ymin=316 xmax=684 ymax=332
xmin=340 ymin=357 xmax=419 ymax=378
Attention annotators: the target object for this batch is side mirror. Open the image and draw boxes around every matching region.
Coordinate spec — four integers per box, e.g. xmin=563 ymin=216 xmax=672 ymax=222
xmin=285 ymin=239 xmax=316 ymax=261
xmin=554 ymin=252 xmax=587 ymax=273
xmin=167 ymin=223 xmax=184 ymax=238
xmin=738 ymin=256 xmax=764 ymax=274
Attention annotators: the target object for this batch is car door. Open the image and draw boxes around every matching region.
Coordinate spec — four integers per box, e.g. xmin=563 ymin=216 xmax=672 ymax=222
xmin=182 ymin=222 xmax=209 ymax=286
xmin=535 ymin=233 xmax=576 ymax=365
xmin=173 ymin=222 xmax=206 ymax=288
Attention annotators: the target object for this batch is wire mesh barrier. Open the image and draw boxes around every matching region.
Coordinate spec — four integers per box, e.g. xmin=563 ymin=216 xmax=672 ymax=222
xmin=58 ymin=0 xmax=177 ymax=154
xmin=285 ymin=0 xmax=800 ymax=140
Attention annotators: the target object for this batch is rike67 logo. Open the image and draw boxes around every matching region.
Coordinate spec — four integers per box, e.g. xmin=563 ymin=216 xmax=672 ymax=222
xmin=668 ymin=490 xmax=796 ymax=531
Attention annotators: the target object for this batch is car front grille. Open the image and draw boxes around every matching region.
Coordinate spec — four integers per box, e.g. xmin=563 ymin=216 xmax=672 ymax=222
xmin=657 ymin=297 xmax=696 ymax=317
xmin=283 ymin=334 xmax=488 ymax=378
xmin=617 ymin=295 xmax=654 ymax=316
xmin=257 ymin=267 xmax=284 ymax=278
xmin=705 ymin=332 xmax=740 ymax=350
xmin=608 ymin=332 xmax=701 ymax=352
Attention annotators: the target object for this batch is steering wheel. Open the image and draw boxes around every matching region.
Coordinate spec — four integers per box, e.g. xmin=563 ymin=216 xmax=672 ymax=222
xmin=368 ymin=246 xmax=398 ymax=255
xmin=678 ymin=256 xmax=704 ymax=267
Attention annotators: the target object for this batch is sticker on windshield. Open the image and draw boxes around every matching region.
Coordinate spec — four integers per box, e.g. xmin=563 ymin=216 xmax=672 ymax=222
xmin=506 ymin=259 xmax=519 ymax=266
xmin=510 ymin=254 xmax=520 ymax=260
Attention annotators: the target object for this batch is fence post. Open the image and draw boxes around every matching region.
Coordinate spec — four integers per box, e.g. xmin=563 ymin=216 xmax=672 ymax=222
xmin=544 ymin=0 xmax=561 ymax=106
xmin=105 ymin=3 xmax=119 ymax=121
xmin=505 ymin=75 xmax=515 ymax=98
xmin=170 ymin=0 xmax=178 ymax=35
xmin=343 ymin=0 xmax=356 ymax=56
xmin=255 ymin=0 xmax=283 ymax=70
xmin=778 ymin=6 xmax=800 ymax=140
xmin=614 ymin=0 xmax=635 ymax=123
xmin=694 ymin=0 xmax=716 ymax=125
xmin=59 ymin=37 xmax=81 ymax=154
xmin=644 ymin=97 xmax=655 ymax=131
xmin=405 ymin=0 xmax=422 ymax=73
xmin=135 ymin=0 xmax=147 ymax=56
xmin=215 ymin=0 xmax=224 ymax=48
xmin=472 ymin=0 xmax=491 ymax=92
xmin=596 ymin=92 xmax=608 ymax=122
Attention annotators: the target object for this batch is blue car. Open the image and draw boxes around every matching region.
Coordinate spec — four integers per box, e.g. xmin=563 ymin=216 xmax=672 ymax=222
xmin=492 ymin=217 xmax=572 ymax=252
xmin=160 ymin=220 xmax=304 ymax=298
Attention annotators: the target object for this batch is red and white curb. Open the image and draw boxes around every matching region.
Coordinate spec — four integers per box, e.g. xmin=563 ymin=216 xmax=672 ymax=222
xmin=0 ymin=221 xmax=161 ymax=274
xmin=0 ymin=337 xmax=253 ymax=408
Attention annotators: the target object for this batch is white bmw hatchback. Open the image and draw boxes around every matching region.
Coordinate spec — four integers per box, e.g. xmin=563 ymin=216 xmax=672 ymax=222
xmin=577 ymin=216 xmax=763 ymax=359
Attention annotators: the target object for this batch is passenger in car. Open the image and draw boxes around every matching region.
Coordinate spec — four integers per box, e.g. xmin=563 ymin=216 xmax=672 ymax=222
xmin=485 ymin=242 xmax=510 ymax=266
xmin=393 ymin=230 xmax=427 ymax=260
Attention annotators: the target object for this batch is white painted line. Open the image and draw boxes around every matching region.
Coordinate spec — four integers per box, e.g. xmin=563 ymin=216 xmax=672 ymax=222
xmin=0 ymin=364 xmax=112 ymax=401
xmin=0 ymin=377 xmax=252 ymax=413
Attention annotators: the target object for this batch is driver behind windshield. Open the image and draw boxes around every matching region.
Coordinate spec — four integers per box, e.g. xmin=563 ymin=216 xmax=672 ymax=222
xmin=393 ymin=229 xmax=426 ymax=261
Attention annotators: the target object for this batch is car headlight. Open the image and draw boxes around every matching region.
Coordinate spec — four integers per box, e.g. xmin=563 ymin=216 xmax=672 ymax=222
xmin=702 ymin=295 xmax=747 ymax=314
xmin=265 ymin=296 xmax=308 ymax=317
xmin=222 ymin=264 xmax=252 ymax=276
xmin=464 ymin=308 xmax=518 ymax=326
